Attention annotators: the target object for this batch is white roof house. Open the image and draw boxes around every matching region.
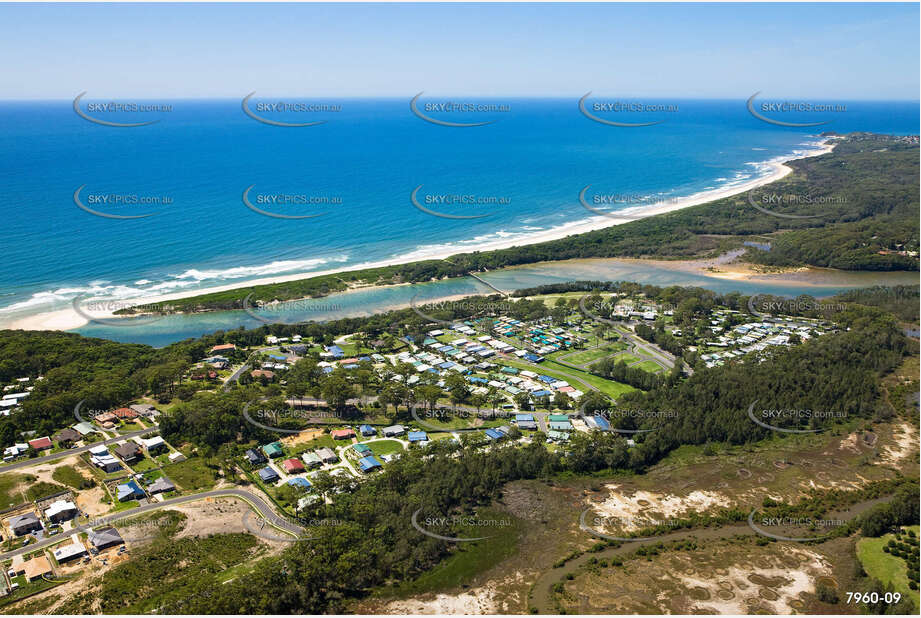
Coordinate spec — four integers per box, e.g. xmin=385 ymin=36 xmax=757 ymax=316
xmin=45 ymin=500 xmax=77 ymax=520
xmin=52 ymin=542 xmax=87 ymax=562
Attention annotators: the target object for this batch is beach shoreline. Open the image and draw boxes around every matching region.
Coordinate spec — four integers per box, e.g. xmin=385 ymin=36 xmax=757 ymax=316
xmin=4 ymin=139 xmax=837 ymax=332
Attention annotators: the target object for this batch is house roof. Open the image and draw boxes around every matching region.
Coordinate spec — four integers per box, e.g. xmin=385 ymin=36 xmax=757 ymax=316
xmin=73 ymin=421 xmax=96 ymax=435
xmin=258 ymin=466 xmax=279 ymax=481
xmin=54 ymin=428 xmax=82 ymax=443
xmin=23 ymin=556 xmax=52 ymax=580
xmin=114 ymin=443 xmax=141 ymax=459
xmin=52 ymin=542 xmax=86 ymax=562
xmin=148 ymin=477 xmax=175 ymax=493
xmin=316 ymin=447 xmax=337 ymax=460
xmin=9 ymin=512 xmax=40 ymax=529
xmin=27 ymin=436 xmax=52 ymax=450
xmin=282 ymin=458 xmax=304 ymax=472
xmin=353 ymin=443 xmax=371 ymax=454
xmin=358 ymin=455 xmax=382 ymax=471
xmin=287 ymin=477 xmax=311 ymax=488
xmin=116 ymin=480 xmax=143 ymax=501
xmin=262 ymin=442 xmax=283 ymax=456
xmin=88 ymin=526 xmax=124 ymax=548
xmin=45 ymin=500 xmax=77 ymax=518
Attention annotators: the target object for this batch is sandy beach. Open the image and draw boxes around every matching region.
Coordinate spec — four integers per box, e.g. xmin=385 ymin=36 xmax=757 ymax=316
xmin=5 ymin=140 xmax=837 ymax=332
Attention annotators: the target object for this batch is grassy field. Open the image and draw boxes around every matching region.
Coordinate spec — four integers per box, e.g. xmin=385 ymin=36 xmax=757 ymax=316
xmin=25 ymin=481 xmax=67 ymax=502
xmin=51 ymin=465 xmax=88 ymax=490
xmin=0 ymin=473 xmax=26 ymax=509
xmin=497 ymin=358 xmax=635 ymax=400
xmin=368 ymin=440 xmax=405 ymax=457
xmin=161 ymin=457 xmax=218 ymax=492
xmin=633 ymin=360 xmax=665 ymax=373
xmin=857 ymin=525 xmax=920 ymax=608
xmin=560 ymin=344 xmax=627 ymax=366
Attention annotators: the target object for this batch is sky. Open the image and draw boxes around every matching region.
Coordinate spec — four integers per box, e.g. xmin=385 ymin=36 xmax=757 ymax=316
xmin=1 ymin=2 xmax=918 ymax=100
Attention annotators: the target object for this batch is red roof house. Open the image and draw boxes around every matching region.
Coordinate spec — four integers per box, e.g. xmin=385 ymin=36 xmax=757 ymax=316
xmin=112 ymin=407 xmax=139 ymax=419
xmin=28 ymin=436 xmax=52 ymax=451
xmin=210 ymin=344 xmax=236 ymax=353
xmin=331 ymin=429 xmax=355 ymax=440
xmin=282 ymin=458 xmax=305 ymax=473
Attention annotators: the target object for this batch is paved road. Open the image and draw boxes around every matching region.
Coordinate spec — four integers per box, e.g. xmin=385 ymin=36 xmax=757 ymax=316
xmin=0 ymin=488 xmax=301 ymax=561
xmin=0 ymin=427 xmax=160 ymax=474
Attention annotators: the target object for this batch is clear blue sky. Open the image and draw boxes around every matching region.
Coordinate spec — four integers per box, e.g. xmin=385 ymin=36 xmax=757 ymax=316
xmin=2 ymin=2 xmax=918 ymax=99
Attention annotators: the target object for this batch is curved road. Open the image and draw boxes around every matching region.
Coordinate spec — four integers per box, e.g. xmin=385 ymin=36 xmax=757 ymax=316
xmin=0 ymin=488 xmax=302 ymax=561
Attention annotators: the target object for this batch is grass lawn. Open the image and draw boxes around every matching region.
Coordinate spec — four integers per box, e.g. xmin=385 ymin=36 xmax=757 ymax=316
xmin=606 ymin=352 xmax=640 ymax=365
xmin=112 ymin=499 xmax=140 ymax=512
xmin=559 ymin=344 xmax=627 ymax=366
xmin=131 ymin=457 xmax=159 ymax=473
xmin=497 ymin=357 xmax=635 ymax=400
xmin=25 ymin=481 xmax=67 ymax=502
xmin=857 ymin=525 xmax=920 ymax=607
xmin=0 ymin=474 xmax=27 ymax=509
xmin=51 ymin=465 xmax=88 ymax=490
xmin=633 ymin=360 xmax=665 ymax=373
xmin=368 ymin=440 xmax=405 ymax=457
xmin=161 ymin=457 xmax=218 ymax=492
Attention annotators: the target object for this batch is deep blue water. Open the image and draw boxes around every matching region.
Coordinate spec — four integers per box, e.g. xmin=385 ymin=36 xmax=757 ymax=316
xmin=0 ymin=96 xmax=917 ymax=344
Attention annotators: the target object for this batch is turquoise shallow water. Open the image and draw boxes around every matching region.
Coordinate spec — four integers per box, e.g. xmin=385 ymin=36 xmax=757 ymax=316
xmin=0 ymin=97 xmax=916 ymax=344
xmin=73 ymin=259 xmax=919 ymax=347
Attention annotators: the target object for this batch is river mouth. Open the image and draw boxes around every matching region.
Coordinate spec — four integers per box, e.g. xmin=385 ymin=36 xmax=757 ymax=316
xmin=67 ymin=257 xmax=918 ymax=346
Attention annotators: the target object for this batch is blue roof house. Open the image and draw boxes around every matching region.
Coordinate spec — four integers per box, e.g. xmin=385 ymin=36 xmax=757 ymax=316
xmin=358 ymin=455 xmax=382 ymax=472
xmin=407 ymin=431 xmax=428 ymax=443
xmin=258 ymin=466 xmax=279 ymax=483
xmin=116 ymin=480 xmax=145 ymax=502
xmin=287 ymin=477 xmax=312 ymax=489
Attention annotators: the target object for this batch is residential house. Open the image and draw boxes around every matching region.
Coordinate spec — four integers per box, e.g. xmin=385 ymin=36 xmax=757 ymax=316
xmin=52 ymin=542 xmax=87 ymax=563
xmin=88 ymin=527 xmax=124 ymax=550
xmin=27 ymin=436 xmax=52 ymax=451
xmin=45 ymin=500 xmax=78 ymax=523
xmin=301 ymin=452 xmax=322 ymax=468
xmin=316 ymin=447 xmax=338 ymax=464
xmin=22 ymin=556 xmax=53 ymax=582
xmin=112 ymin=408 xmax=139 ymax=420
xmin=353 ymin=443 xmax=371 ymax=455
xmin=245 ymin=448 xmax=267 ymax=465
xmin=257 ymin=466 xmax=279 ymax=483
xmin=140 ymin=436 xmax=166 ymax=453
xmin=53 ymin=428 xmax=82 ymax=446
xmin=262 ymin=442 xmax=284 ymax=459
xmin=282 ymin=458 xmax=305 ymax=474
xmin=114 ymin=442 xmax=142 ymax=463
xmin=115 ymin=480 xmax=145 ymax=502
xmin=407 ymin=431 xmax=428 ymax=443
xmin=210 ymin=343 xmax=236 ymax=354
xmin=129 ymin=403 xmax=158 ymax=417
xmin=287 ymin=477 xmax=311 ymax=490
xmin=330 ymin=429 xmax=355 ymax=440
xmin=382 ymin=425 xmax=405 ymax=438
xmin=358 ymin=455 xmax=382 ymax=473
xmin=147 ymin=477 xmax=176 ymax=494
xmin=72 ymin=421 xmax=96 ymax=436
xmin=8 ymin=513 xmax=42 ymax=536
xmin=359 ymin=424 xmax=376 ymax=437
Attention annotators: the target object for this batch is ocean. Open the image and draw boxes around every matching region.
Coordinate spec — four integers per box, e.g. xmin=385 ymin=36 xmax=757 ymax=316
xmin=0 ymin=96 xmax=917 ymax=345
